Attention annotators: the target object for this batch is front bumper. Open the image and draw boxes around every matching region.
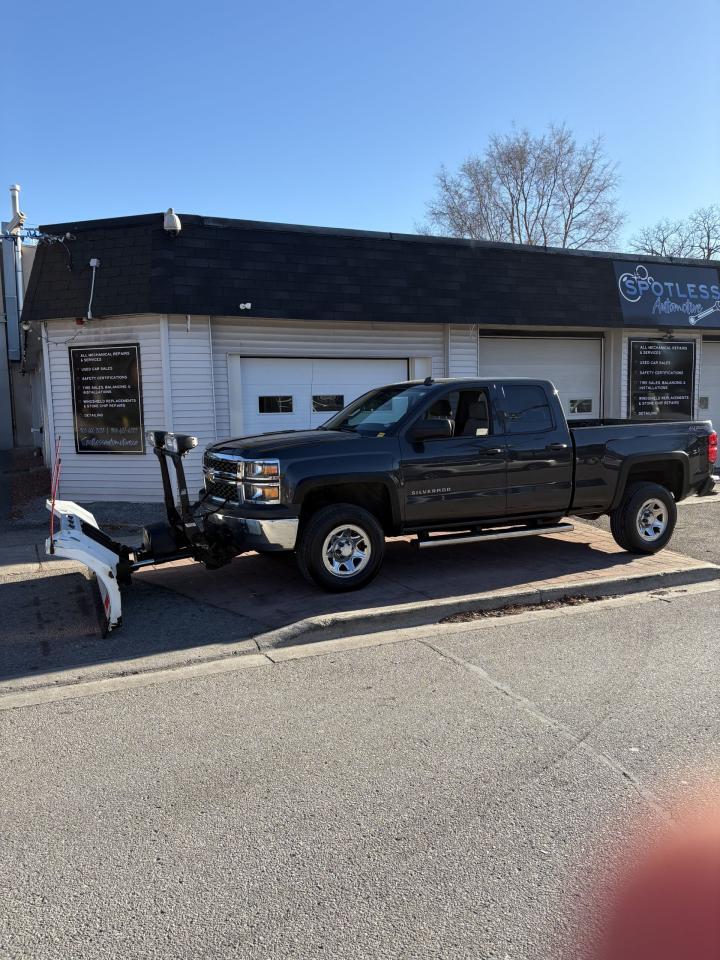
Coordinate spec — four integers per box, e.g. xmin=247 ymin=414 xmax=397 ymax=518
xmin=204 ymin=507 xmax=299 ymax=552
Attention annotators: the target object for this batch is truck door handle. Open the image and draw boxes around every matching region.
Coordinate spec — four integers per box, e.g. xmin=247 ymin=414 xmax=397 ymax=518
xmin=485 ymin=447 xmax=503 ymax=456
xmin=549 ymin=443 xmax=569 ymax=451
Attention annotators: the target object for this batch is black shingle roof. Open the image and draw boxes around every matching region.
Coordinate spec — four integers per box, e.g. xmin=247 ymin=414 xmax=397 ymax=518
xmin=21 ymin=211 xmax=716 ymax=327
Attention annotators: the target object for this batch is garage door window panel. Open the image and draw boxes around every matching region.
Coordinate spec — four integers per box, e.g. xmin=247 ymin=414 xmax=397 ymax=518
xmin=259 ymin=395 xmax=293 ymax=414
xmin=313 ymin=394 xmax=344 ymax=413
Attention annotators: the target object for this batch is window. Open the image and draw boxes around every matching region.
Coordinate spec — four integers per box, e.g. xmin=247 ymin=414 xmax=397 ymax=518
xmin=313 ymin=394 xmax=344 ymax=413
xmin=503 ymin=385 xmax=553 ymax=434
xmin=569 ymin=398 xmax=592 ymax=415
xmin=417 ymin=390 xmax=491 ymax=439
xmin=321 ymin=383 xmax=430 ymax=435
xmin=259 ymin=395 xmax=293 ymax=414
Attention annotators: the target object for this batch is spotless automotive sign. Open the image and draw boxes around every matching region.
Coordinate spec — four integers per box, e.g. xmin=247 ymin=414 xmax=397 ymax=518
xmin=614 ymin=261 xmax=720 ymax=328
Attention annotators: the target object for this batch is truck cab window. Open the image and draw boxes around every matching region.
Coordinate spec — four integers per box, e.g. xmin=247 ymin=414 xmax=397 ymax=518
xmin=502 ymin=385 xmax=553 ymax=434
xmin=419 ymin=390 xmax=492 ymax=439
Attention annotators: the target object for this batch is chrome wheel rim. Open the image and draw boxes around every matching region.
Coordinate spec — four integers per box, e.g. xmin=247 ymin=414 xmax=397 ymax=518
xmin=321 ymin=524 xmax=371 ymax=578
xmin=636 ymin=498 xmax=668 ymax=542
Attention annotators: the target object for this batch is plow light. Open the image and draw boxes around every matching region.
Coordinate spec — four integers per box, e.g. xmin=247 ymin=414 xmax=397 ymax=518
xmin=164 ymin=433 xmax=199 ymax=455
xmin=146 ymin=430 xmax=168 ymax=449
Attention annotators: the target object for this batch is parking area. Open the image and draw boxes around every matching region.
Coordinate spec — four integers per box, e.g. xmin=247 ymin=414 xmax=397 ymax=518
xmin=1 ymin=495 xmax=718 ymax=692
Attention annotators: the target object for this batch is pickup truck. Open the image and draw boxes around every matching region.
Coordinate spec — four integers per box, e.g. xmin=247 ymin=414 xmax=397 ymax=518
xmin=196 ymin=377 xmax=717 ymax=591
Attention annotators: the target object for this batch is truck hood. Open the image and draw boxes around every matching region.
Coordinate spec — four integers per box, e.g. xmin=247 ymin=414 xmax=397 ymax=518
xmin=208 ymin=429 xmax=361 ymax=459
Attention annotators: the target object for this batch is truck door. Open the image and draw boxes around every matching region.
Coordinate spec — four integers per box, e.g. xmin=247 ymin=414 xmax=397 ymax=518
xmin=499 ymin=382 xmax=573 ymax=515
xmin=400 ymin=386 xmax=507 ymax=525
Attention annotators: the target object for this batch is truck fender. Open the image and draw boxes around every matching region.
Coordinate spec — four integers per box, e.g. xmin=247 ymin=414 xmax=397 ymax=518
xmin=292 ymin=473 xmax=403 ymax=528
xmin=610 ymin=452 xmax=689 ymax=511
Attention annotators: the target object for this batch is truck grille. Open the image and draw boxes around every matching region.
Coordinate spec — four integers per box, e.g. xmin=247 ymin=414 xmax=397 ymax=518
xmin=205 ymin=477 xmax=240 ymax=502
xmin=204 ymin=452 xmax=240 ymax=475
xmin=203 ymin=451 xmax=242 ymax=502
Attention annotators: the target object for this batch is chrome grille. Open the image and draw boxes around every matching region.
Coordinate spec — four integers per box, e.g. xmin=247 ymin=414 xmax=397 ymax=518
xmin=205 ymin=477 xmax=240 ymax=502
xmin=204 ymin=452 xmax=240 ymax=476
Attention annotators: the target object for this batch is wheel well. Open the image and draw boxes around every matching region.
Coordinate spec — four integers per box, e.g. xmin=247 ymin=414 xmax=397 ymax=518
xmin=624 ymin=461 xmax=684 ymax=500
xmin=300 ymin=483 xmax=395 ymax=534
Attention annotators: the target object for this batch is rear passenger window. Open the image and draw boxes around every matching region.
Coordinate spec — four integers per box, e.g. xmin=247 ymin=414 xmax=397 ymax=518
xmin=503 ymin=385 xmax=553 ymax=434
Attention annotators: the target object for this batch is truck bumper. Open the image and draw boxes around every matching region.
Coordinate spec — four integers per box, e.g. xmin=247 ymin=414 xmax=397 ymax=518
xmin=204 ymin=509 xmax=299 ymax=552
xmin=697 ymin=475 xmax=716 ymax=497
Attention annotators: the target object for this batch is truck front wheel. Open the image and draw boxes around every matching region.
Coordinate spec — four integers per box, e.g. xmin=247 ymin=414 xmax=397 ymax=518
xmin=610 ymin=482 xmax=677 ymax=554
xmin=296 ymin=503 xmax=385 ymax=591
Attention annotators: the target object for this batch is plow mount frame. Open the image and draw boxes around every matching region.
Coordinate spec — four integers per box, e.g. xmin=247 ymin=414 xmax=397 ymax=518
xmin=46 ymin=433 xmax=236 ymax=634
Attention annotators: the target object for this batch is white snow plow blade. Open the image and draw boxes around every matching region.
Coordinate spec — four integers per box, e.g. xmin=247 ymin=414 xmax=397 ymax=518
xmin=46 ymin=499 xmax=124 ymax=633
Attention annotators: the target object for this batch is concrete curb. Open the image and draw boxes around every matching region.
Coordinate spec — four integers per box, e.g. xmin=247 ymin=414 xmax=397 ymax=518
xmin=251 ymin=562 xmax=720 ymax=650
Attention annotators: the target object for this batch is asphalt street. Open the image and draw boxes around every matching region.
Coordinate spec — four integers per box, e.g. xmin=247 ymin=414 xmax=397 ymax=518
xmin=2 ymin=586 xmax=719 ymax=960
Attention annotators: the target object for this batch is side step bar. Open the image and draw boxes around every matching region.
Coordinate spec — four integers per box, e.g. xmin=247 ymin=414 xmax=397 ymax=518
xmin=416 ymin=522 xmax=573 ymax=549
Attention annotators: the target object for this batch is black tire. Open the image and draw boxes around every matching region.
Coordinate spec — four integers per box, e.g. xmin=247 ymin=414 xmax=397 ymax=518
xmin=609 ymin=481 xmax=677 ymax=554
xmin=296 ymin=503 xmax=386 ymax=591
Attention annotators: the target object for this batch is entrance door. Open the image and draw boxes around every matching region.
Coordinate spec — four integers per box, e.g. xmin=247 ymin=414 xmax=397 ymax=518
xmin=699 ymin=341 xmax=720 ymax=432
xmin=231 ymin=356 xmax=408 ymax=435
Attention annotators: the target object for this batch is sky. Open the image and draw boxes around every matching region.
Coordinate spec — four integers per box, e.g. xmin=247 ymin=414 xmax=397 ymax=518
xmin=5 ymin=0 xmax=719 ymax=247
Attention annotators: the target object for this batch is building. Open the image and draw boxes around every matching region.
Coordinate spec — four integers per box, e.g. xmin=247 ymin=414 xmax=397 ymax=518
xmin=21 ymin=210 xmax=720 ymax=502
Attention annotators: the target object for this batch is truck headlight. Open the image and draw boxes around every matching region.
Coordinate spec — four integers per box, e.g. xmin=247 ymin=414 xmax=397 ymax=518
xmin=243 ymin=482 xmax=281 ymax=503
xmin=245 ymin=460 xmax=280 ymax=479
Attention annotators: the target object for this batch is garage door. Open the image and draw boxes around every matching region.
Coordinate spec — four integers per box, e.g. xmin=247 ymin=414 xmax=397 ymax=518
xmin=699 ymin=340 xmax=720 ymax=431
xmin=477 ymin=337 xmax=603 ymax=420
xmin=231 ymin=357 xmax=409 ymax=435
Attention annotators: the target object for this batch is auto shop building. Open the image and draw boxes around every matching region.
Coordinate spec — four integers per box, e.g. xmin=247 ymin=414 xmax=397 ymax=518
xmin=20 ymin=211 xmax=720 ymax=502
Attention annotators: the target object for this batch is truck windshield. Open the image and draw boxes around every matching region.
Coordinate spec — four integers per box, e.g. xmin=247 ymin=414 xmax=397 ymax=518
xmin=321 ymin=384 xmax=430 ymax=436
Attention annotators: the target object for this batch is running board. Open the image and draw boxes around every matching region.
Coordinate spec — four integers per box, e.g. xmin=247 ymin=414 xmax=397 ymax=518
xmin=416 ymin=522 xmax=574 ymax=549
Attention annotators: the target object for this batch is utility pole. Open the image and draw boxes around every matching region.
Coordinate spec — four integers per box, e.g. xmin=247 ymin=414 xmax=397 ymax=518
xmin=0 ymin=184 xmax=27 ymax=449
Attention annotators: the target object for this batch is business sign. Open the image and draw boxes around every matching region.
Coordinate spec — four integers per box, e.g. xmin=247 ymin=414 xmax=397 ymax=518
xmin=69 ymin=344 xmax=145 ymax=454
xmin=628 ymin=339 xmax=695 ymax=420
xmin=614 ymin=261 xmax=720 ymax=328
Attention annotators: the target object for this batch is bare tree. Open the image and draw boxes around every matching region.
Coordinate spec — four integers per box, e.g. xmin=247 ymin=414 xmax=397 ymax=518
xmin=630 ymin=205 xmax=720 ymax=260
xmin=422 ymin=125 xmax=624 ymax=250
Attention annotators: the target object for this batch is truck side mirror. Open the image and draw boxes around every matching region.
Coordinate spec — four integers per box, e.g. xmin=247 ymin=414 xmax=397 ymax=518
xmin=408 ymin=418 xmax=454 ymax=442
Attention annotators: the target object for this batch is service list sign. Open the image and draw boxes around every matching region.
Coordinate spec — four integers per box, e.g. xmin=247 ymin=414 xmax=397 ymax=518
xmin=628 ymin=339 xmax=695 ymax=421
xmin=69 ymin=344 xmax=145 ymax=454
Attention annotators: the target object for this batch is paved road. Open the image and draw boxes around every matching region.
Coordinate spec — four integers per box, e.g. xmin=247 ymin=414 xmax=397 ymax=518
xmin=2 ymin=587 xmax=719 ymax=959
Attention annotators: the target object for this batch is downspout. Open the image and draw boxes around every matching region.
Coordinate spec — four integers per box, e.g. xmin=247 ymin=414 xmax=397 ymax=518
xmin=9 ymin=185 xmax=24 ymax=319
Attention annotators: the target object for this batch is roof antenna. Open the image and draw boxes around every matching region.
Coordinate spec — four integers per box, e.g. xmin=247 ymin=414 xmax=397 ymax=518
xmin=423 ymin=376 xmax=434 ymax=385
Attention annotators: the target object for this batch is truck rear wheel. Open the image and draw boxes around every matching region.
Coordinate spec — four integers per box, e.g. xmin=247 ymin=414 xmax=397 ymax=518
xmin=296 ymin=503 xmax=385 ymax=591
xmin=610 ymin=482 xmax=677 ymax=554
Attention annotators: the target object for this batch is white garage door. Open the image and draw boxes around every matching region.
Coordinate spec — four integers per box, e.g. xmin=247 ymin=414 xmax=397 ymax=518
xmin=477 ymin=336 xmax=603 ymax=420
xmin=231 ymin=357 xmax=408 ymax=435
xmin=699 ymin=340 xmax=720 ymax=430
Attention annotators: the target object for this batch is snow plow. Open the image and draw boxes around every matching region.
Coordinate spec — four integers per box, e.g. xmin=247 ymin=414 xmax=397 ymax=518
xmin=46 ymin=432 xmax=238 ymax=634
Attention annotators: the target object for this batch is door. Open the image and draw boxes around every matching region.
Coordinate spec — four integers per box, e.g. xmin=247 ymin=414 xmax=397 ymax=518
xmin=699 ymin=340 xmax=720 ymax=432
xmin=499 ymin=383 xmax=574 ymax=515
xmin=231 ymin=356 xmax=408 ymax=435
xmin=400 ymin=386 xmax=507 ymax=526
xmin=478 ymin=336 xmax=603 ymax=420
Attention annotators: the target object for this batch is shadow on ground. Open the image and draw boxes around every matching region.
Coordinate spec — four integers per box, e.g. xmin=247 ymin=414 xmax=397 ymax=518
xmin=0 ymin=528 xmax=649 ymax=684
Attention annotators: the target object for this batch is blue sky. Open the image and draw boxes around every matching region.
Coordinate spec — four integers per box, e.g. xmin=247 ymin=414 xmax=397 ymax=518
xmin=5 ymin=0 xmax=719 ymax=247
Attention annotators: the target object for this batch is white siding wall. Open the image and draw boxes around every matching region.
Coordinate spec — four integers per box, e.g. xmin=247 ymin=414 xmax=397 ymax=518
xmin=168 ymin=315 xmax=216 ymax=492
xmin=447 ymin=324 xmax=478 ymax=378
xmin=211 ymin=318 xmax=446 ymax=439
xmin=46 ymin=314 xmax=167 ymax=502
xmin=619 ymin=331 xmax=703 ymax=418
